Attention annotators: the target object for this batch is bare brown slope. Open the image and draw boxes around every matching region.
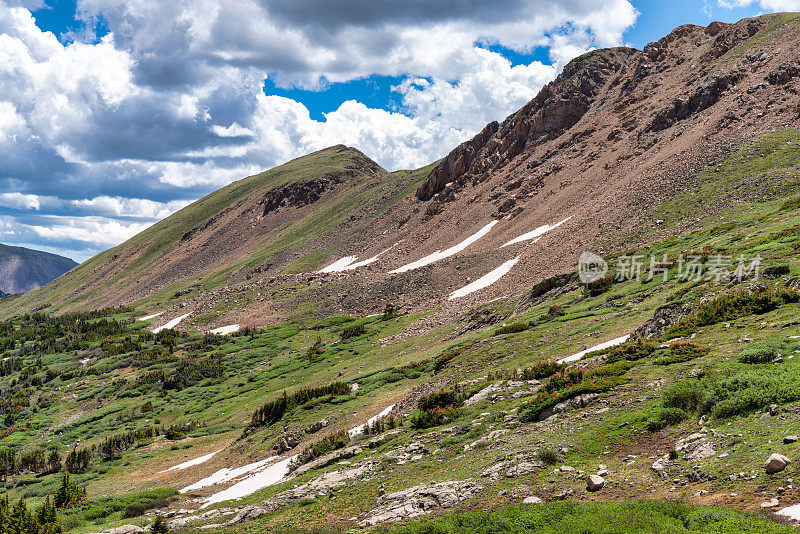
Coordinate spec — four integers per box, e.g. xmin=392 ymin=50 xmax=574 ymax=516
xmin=7 ymin=14 xmax=800 ymax=328
xmin=167 ymin=13 xmax=800 ymax=332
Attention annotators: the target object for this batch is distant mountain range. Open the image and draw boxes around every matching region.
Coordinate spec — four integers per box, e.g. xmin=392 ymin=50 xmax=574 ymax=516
xmin=0 ymin=244 xmax=78 ymax=294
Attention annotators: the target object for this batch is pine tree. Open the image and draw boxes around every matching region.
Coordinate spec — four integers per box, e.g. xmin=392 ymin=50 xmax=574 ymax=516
xmin=151 ymin=515 xmax=169 ymax=533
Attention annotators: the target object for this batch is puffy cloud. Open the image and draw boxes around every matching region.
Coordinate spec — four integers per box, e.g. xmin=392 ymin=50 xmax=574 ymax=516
xmin=718 ymin=0 xmax=800 ymax=9
xmin=0 ymin=0 xmax=641 ymax=260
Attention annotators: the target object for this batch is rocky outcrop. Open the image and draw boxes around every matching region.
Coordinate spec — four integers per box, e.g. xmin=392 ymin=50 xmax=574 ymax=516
xmin=88 ymin=526 xmax=146 ymax=534
xmin=632 ymin=302 xmax=690 ymax=339
xmin=272 ymin=432 xmax=301 ymax=454
xmin=415 ymin=48 xmax=637 ymax=201
xmin=481 ymin=456 xmax=544 ymax=480
xmin=675 ymin=432 xmax=715 ymax=461
xmin=538 ymin=393 xmax=598 ymax=420
xmin=647 ymin=70 xmax=745 ymax=132
xmin=359 ymin=479 xmax=483 ymax=526
xmin=518 ymin=272 xmax=579 ymax=309
xmin=766 ymin=62 xmax=800 ymax=85
xmin=260 ymin=178 xmax=330 ymax=216
xmin=291 ymin=445 xmax=363 ymax=476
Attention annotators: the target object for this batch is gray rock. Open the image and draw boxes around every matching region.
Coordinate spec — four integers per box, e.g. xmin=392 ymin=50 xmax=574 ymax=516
xmin=784 ymin=435 xmax=798 ymax=444
xmin=306 ymin=419 xmax=329 ymax=434
xmin=226 ymin=506 xmax=268 ymax=525
xmin=465 ymin=383 xmax=503 ymax=406
xmin=523 ymin=496 xmax=543 ymax=504
xmin=765 ymin=453 xmax=791 ymax=474
xmin=359 ymin=480 xmax=483 ymax=526
xmin=761 ymin=498 xmax=779 ymax=509
xmin=675 ymin=433 xmax=714 ymax=461
xmin=587 ymin=475 xmax=605 ymax=492
xmin=552 ymin=489 xmax=573 ymax=501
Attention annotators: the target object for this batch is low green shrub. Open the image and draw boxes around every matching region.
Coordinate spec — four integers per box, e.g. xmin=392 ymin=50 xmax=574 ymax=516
xmin=655 ymin=342 xmax=710 ymax=365
xmin=604 ymin=339 xmax=657 ymax=363
xmin=519 ymin=361 xmax=564 ymax=380
xmin=664 ymin=288 xmax=798 ymax=338
xmin=385 ymin=500 xmax=797 ymax=534
xmin=340 ymin=323 xmax=366 ymax=340
xmin=410 ymin=407 xmax=459 ymax=429
xmin=493 ymin=322 xmax=528 ymax=335
xmin=537 ymin=448 xmax=559 ymax=465
xmin=662 ymin=381 xmax=705 ymax=412
xmin=739 ymin=341 xmax=783 ymax=364
xmin=646 ymin=407 xmax=688 ymax=432
xmin=763 ymin=265 xmax=790 ymax=278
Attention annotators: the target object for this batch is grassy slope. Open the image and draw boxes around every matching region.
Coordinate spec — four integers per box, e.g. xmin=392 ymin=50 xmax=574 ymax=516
xmin=0 ymin=147 xmax=431 ymax=319
xmin=2 ymin=129 xmax=800 ymax=533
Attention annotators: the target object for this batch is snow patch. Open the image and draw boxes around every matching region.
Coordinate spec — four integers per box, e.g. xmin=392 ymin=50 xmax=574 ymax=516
xmin=318 ymin=256 xmax=358 ymax=273
xmin=160 ymin=449 xmax=223 ymax=473
xmin=502 ymin=217 xmax=571 ymax=247
xmin=348 ymin=404 xmax=396 ymax=438
xmin=137 ymin=312 xmax=163 ymax=321
xmin=389 ymin=221 xmax=498 ymax=274
xmin=199 ymin=455 xmax=297 ymax=508
xmin=181 ymin=457 xmax=276 ymax=493
xmin=208 ymin=324 xmax=240 ymax=335
xmin=318 ymin=245 xmax=397 ymax=274
xmin=558 ymin=335 xmax=631 ymax=364
xmin=152 ymin=312 xmax=192 ymax=334
xmin=448 ymin=256 xmax=520 ymax=300
xmin=777 ymin=504 xmax=800 ymax=521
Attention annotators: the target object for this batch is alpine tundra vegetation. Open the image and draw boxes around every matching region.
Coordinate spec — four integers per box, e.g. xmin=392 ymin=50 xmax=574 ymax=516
xmin=4 ymin=9 xmax=800 ymax=534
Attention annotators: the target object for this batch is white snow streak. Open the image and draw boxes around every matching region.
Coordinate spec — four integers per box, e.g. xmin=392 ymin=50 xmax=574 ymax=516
xmin=318 ymin=256 xmax=359 ymax=273
xmin=181 ymin=457 xmax=276 ymax=493
xmin=389 ymin=221 xmax=498 ymax=274
xmin=348 ymin=404 xmax=396 ymax=438
xmin=558 ymin=335 xmax=631 ymax=364
xmin=152 ymin=312 xmax=192 ymax=333
xmin=208 ymin=324 xmax=240 ymax=335
xmin=137 ymin=312 xmax=163 ymax=321
xmin=160 ymin=449 xmax=223 ymax=473
xmin=199 ymin=455 xmax=297 ymax=508
xmin=448 ymin=256 xmax=520 ymax=300
xmin=502 ymin=216 xmax=571 ymax=247
xmin=318 ymin=245 xmax=398 ymax=274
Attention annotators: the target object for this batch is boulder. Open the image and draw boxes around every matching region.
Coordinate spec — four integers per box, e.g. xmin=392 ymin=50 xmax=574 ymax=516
xmin=765 ymin=453 xmax=791 ymax=474
xmin=586 ymin=475 xmax=605 ymax=492
xmin=761 ymin=498 xmax=780 ymax=509
xmin=523 ymin=496 xmax=543 ymax=504
xmin=784 ymin=435 xmax=798 ymax=444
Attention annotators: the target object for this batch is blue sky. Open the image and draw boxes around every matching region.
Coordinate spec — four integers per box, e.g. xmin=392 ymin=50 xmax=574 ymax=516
xmin=0 ymin=0 xmax=788 ymax=262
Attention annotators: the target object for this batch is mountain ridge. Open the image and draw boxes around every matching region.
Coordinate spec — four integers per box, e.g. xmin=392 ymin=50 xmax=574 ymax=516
xmin=3 ymin=13 xmax=800 ymax=331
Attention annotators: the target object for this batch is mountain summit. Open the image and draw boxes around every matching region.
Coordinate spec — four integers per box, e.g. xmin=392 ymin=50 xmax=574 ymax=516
xmin=0 ymin=243 xmax=77 ymax=294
